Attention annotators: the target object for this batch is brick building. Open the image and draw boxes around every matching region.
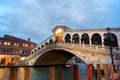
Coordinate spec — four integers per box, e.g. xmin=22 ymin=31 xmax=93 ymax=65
xmin=0 ymin=35 xmax=37 ymax=66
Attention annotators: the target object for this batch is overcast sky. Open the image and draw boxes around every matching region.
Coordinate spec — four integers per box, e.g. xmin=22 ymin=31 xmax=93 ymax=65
xmin=0 ymin=0 xmax=120 ymax=44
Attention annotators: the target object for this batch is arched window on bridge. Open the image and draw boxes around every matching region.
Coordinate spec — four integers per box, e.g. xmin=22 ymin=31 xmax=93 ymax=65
xmin=72 ymin=33 xmax=79 ymax=43
xmin=65 ymin=34 xmax=71 ymax=43
xmin=41 ymin=45 xmax=44 ymax=48
xmin=49 ymin=39 xmax=53 ymax=44
xmin=103 ymin=33 xmax=118 ymax=47
xmin=38 ymin=47 xmax=40 ymax=50
xmin=45 ymin=42 xmax=48 ymax=45
xmin=91 ymin=33 xmax=102 ymax=45
xmin=81 ymin=33 xmax=89 ymax=44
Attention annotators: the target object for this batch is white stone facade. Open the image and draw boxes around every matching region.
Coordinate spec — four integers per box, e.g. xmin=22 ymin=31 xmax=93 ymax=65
xmin=32 ymin=25 xmax=120 ymax=53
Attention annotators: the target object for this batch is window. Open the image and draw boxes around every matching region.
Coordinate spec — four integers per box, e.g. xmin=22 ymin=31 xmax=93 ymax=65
xmin=14 ymin=43 xmax=19 ymax=46
xmin=4 ymin=42 xmax=10 ymax=45
xmin=23 ymin=43 xmax=28 ymax=47
xmin=0 ymin=42 xmax=2 ymax=45
xmin=7 ymin=50 xmax=9 ymax=53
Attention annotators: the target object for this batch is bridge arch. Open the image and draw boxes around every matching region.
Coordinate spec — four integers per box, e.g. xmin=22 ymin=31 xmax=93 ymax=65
xmin=72 ymin=33 xmax=79 ymax=43
xmin=25 ymin=43 xmax=111 ymax=68
xmin=49 ymin=39 xmax=54 ymax=44
xmin=41 ymin=45 xmax=44 ymax=48
xmin=33 ymin=48 xmax=89 ymax=66
xmin=81 ymin=33 xmax=89 ymax=44
xmin=103 ymin=33 xmax=118 ymax=47
xmin=91 ymin=33 xmax=102 ymax=45
xmin=45 ymin=42 xmax=48 ymax=45
xmin=65 ymin=33 xmax=71 ymax=43
xmin=109 ymin=33 xmax=118 ymax=47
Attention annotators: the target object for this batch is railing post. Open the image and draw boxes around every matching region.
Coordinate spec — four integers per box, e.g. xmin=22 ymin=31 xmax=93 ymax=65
xmin=87 ymin=64 xmax=92 ymax=80
xmin=73 ymin=65 xmax=80 ymax=80
xmin=49 ymin=67 xmax=55 ymax=80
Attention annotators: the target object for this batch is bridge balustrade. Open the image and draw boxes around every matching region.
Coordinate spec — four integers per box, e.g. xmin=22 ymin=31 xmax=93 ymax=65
xmin=25 ymin=42 xmax=109 ymax=61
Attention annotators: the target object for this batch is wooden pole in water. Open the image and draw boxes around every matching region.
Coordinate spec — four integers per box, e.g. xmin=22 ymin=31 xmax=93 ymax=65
xmin=9 ymin=68 xmax=14 ymax=80
xmin=87 ymin=64 xmax=92 ymax=80
xmin=58 ymin=66 xmax=62 ymax=80
xmin=97 ymin=64 xmax=102 ymax=80
xmin=110 ymin=64 xmax=115 ymax=80
xmin=103 ymin=64 xmax=109 ymax=80
xmin=9 ymin=68 xmax=17 ymax=80
xmin=49 ymin=67 xmax=55 ymax=80
xmin=24 ymin=68 xmax=30 ymax=80
xmin=73 ymin=65 xmax=80 ymax=80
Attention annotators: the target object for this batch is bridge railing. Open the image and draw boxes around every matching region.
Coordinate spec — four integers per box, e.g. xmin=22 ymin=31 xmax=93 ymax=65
xmin=25 ymin=42 xmax=109 ymax=61
xmin=56 ymin=42 xmax=108 ymax=54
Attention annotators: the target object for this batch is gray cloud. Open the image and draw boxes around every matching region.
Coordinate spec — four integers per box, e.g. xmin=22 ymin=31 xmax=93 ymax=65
xmin=0 ymin=0 xmax=120 ymax=44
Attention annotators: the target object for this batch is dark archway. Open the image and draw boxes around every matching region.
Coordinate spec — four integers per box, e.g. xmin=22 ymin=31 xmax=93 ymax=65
xmin=81 ymin=33 xmax=89 ymax=44
xmin=65 ymin=34 xmax=71 ymax=43
xmin=41 ymin=45 xmax=44 ymax=48
xmin=91 ymin=33 xmax=102 ymax=45
xmin=103 ymin=33 xmax=118 ymax=47
xmin=49 ymin=39 xmax=53 ymax=44
xmin=45 ymin=42 xmax=48 ymax=45
xmin=72 ymin=33 xmax=79 ymax=43
xmin=34 ymin=50 xmax=74 ymax=66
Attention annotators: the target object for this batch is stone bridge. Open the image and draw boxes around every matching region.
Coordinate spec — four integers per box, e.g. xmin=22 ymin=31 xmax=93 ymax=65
xmin=23 ymin=42 xmax=113 ymax=68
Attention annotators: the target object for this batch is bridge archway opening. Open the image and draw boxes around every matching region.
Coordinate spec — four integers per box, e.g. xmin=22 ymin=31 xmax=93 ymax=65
xmin=34 ymin=50 xmax=88 ymax=66
xmin=41 ymin=45 xmax=44 ymax=48
xmin=91 ymin=33 xmax=102 ymax=45
xmin=45 ymin=42 xmax=48 ymax=45
xmin=49 ymin=39 xmax=53 ymax=44
xmin=81 ymin=33 xmax=89 ymax=44
xmin=65 ymin=34 xmax=71 ymax=43
xmin=54 ymin=28 xmax=63 ymax=42
xmin=103 ymin=33 xmax=118 ymax=47
xmin=72 ymin=33 xmax=79 ymax=43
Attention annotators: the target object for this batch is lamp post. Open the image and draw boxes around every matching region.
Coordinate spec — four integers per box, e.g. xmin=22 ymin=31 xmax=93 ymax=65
xmin=106 ymin=27 xmax=116 ymax=72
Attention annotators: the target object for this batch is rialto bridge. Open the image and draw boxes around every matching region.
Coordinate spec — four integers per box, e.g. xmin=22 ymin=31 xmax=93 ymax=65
xmin=22 ymin=25 xmax=120 ymax=68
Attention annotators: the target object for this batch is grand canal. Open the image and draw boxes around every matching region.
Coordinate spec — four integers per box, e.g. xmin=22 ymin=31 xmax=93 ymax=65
xmin=0 ymin=63 xmax=97 ymax=80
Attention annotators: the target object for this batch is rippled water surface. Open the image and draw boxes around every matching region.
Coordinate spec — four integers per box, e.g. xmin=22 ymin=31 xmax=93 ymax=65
xmin=0 ymin=63 xmax=97 ymax=80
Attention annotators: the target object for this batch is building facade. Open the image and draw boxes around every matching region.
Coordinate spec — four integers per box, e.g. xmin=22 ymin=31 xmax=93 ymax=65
xmin=0 ymin=35 xmax=37 ymax=66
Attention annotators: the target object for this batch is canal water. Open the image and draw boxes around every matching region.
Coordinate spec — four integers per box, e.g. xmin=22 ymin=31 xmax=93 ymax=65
xmin=0 ymin=63 xmax=97 ymax=80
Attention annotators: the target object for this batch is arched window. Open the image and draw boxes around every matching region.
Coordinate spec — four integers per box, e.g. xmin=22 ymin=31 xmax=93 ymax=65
xmin=91 ymin=33 xmax=102 ymax=45
xmin=81 ymin=33 xmax=89 ymax=44
xmin=45 ymin=42 xmax=48 ymax=45
xmin=49 ymin=39 xmax=53 ymax=44
xmin=72 ymin=33 xmax=79 ymax=43
xmin=41 ymin=45 xmax=44 ymax=48
xmin=65 ymin=34 xmax=71 ymax=43
xmin=103 ymin=33 xmax=118 ymax=47
xmin=38 ymin=47 xmax=40 ymax=50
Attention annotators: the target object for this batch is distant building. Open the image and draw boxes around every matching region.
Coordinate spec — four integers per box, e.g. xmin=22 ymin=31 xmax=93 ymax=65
xmin=0 ymin=35 xmax=37 ymax=66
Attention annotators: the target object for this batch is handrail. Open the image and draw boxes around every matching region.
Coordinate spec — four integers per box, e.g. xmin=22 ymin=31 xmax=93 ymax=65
xmin=25 ymin=42 xmax=110 ymax=61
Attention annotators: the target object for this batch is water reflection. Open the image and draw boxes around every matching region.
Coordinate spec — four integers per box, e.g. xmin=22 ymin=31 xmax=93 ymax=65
xmin=0 ymin=64 xmax=88 ymax=80
xmin=0 ymin=68 xmax=9 ymax=80
xmin=13 ymin=67 xmax=29 ymax=80
xmin=9 ymin=68 xmax=17 ymax=80
xmin=0 ymin=67 xmax=30 ymax=80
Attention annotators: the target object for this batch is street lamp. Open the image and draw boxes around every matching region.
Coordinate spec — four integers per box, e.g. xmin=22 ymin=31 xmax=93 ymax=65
xmin=106 ymin=27 xmax=116 ymax=72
